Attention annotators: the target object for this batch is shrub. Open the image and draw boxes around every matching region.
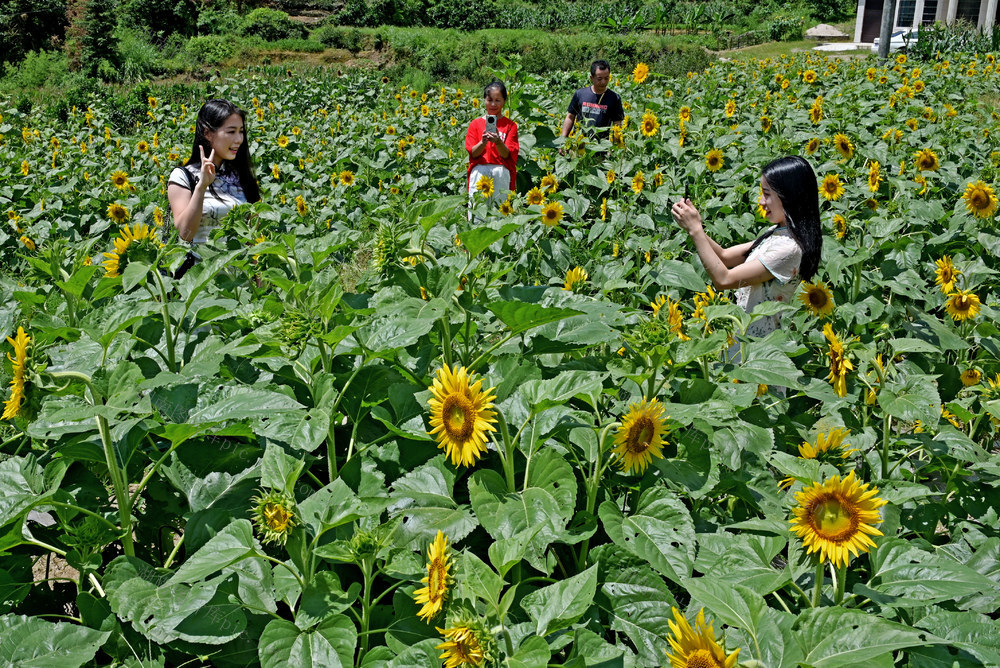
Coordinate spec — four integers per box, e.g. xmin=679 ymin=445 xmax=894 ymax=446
xmin=184 ymin=35 xmax=238 ymax=66
xmin=0 ymin=50 xmax=70 ymax=92
xmin=266 ymin=39 xmax=326 ymax=53
xmin=116 ymin=28 xmax=166 ymax=82
xmin=240 ymin=8 xmax=307 ymax=42
xmin=197 ymin=4 xmax=244 ymax=36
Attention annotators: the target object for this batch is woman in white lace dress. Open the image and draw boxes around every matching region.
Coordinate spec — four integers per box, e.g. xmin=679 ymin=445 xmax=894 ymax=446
xmin=671 ymin=156 xmax=822 ymax=360
xmin=167 ymin=99 xmax=261 ymax=244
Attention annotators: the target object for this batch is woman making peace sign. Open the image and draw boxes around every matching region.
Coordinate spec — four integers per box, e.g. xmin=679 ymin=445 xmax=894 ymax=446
xmin=167 ymin=99 xmax=261 ymax=243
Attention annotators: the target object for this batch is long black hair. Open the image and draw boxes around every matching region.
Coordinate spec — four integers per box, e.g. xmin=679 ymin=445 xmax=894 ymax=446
xmin=185 ymin=99 xmax=260 ymax=203
xmin=746 ymin=155 xmax=822 ymax=281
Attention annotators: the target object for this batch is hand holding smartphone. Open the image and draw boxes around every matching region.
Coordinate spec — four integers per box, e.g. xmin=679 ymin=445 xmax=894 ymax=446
xmin=484 ymin=115 xmax=497 ymax=136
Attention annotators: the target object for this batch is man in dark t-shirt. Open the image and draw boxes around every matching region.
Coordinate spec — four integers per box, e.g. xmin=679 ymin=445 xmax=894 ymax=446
xmin=560 ymin=60 xmax=625 ymax=142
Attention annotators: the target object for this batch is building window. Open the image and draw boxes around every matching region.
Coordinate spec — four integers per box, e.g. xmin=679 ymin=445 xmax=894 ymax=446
xmin=898 ymin=0 xmax=916 ymax=27
xmin=957 ymin=0 xmax=980 ymax=22
xmin=922 ymin=0 xmax=939 ymax=23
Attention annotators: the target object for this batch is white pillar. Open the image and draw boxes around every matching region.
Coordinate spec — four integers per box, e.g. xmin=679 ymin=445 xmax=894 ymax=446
xmin=914 ymin=0 xmax=926 ymax=24
xmin=855 ymin=0 xmax=867 ymax=42
xmin=987 ymin=0 xmax=999 ymax=28
xmin=947 ymin=0 xmax=959 ymax=23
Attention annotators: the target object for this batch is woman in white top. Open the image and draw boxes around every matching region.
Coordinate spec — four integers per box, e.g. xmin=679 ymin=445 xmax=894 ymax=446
xmin=167 ymin=99 xmax=261 ymax=244
xmin=671 ymin=156 xmax=822 ymax=354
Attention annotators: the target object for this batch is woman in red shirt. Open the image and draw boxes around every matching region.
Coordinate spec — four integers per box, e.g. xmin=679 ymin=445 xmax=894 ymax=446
xmin=465 ymin=80 xmax=519 ymax=216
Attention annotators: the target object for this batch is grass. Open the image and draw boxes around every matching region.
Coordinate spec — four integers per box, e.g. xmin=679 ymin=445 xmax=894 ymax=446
xmin=719 ymin=39 xmax=815 ymax=59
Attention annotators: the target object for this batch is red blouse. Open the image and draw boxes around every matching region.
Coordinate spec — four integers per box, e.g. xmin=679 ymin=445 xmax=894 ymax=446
xmin=465 ymin=116 xmax=519 ymax=187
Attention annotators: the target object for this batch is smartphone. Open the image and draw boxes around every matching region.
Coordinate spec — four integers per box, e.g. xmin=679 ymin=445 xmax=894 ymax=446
xmin=684 ymin=184 xmax=691 ymax=201
xmin=485 ymin=115 xmax=497 ymax=135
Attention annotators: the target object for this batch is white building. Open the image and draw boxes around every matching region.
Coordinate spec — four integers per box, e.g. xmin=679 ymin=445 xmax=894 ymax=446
xmin=854 ymin=0 xmax=999 ymax=42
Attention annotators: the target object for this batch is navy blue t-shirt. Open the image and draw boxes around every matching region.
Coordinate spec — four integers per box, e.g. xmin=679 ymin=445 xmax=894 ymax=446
xmin=567 ymin=87 xmax=624 ymax=138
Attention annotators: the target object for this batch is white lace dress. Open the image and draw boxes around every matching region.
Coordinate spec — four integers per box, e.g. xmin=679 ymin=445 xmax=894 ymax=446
xmin=729 ymin=226 xmax=802 ymax=360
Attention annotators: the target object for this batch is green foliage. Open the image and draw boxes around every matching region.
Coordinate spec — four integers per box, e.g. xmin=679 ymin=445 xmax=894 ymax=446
xmin=79 ymin=0 xmax=121 ymax=80
xmin=183 ymin=35 xmax=239 ymax=66
xmin=313 ymin=25 xmax=713 ymax=81
xmin=240 ymin=8 xmax=307 ymax=42
xmin=196 ymin=3 xmax=245 ymax=36
xmin=0 ymin=0 xmax=67 ymax=66
xmin=118 ymin=0 xmax=198 ymax=38
xmin=910 ymin=20 xmax=1000 ymax=59
xmin=0 ymin=50 xmax=70 ymax=92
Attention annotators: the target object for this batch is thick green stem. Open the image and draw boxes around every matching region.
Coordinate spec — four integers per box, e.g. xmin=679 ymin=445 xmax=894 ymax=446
xmin=97 ymin=414 xmax=134 ymax=557
xmin=152 ymin=270 xmax=177 ymax=372
xmin=359 ymin=558 xmax=374 ymax=661
xmin=163 ymin=532 xmax=185 ymax=569
xmin=497 ymin=413 xmax=516 ymax=493
xmin=812 ymin=560 xmax=825 ymax=607
xmin=834 ymin=563 xmax=847 ymax=605
xmin=881 ymin=413 xmax=892 ymax=479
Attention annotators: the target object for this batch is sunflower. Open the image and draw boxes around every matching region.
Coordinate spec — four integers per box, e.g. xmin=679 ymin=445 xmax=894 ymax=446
xmin=896 ymin=53 xmax=907 ymax=65
xmin=136 ymin=140 xmax=149 ymax=153
xmin=760 ymin=115 xmax=772 ymax=133
xmin=724 ymin=99 xmax=736 ymax=117
xmin=606 ymin=169 xmax=616 ymax=185
xmin=667 ymin=298 xmax=689 ymax=341
xmin=271 ymin=164 xmax=280 ymax=180
xmin=632 ymin=171 xmax=645 ymax=194
xmin=540 ymin=201 xmax=564 ymax=227
xmin=2 ymin=327 xmax=30 ymax=420
xmin=600 ymin=198 xmax=608 ymax=221
xmin=833 ymin=214 xmax=847 ymax=240
xmin=809 ymin=99 xmax=823 ymax=124
xmin=961 ymin=368 xmax=982 ymax=386
xmin=798 ymin=427 xmax=857 ymax=459
xmin=436 ymin=625 xmax=486 ymax=667
xmin=805 ymin=137 xmax=820 ymax=155
xmin=833 ymin=132 xmax=854 ymax=159
xmin=499 ymin=197 xmax=513 ymax=216
xmin=340 ymin=170 xmax=355 ymax=186
xmin=421 ymin=104 xmax=430 ymax=116
xmin=701 ymin=148 xmax=724 ymax=173
xmin=110 ymin=170 xmax=130 ymax=190
xmin=650 ymin=294 xmax=667 ymax=316
xmin=525 ymin=187 xmax=546 ymax=206
xmin=641 ymin=111 xmax=660 ymax=137
xmin=867 ymin=161 xmax=883 ymax=193
xmin=802 ymin=69 xmax=818 ymax=83
xmin=250 ymin=490 xmax=297 ymax=545
xmin=914 ymin=148 xmax=939 ymax=171
xmin=934 ymin=256 xmax=961 ymax=294
xmin=820 ymin=173 xmax=845 ymax=201
xmin=945 ymin=290 xmax=981 ymax=321
xmin=386 ymin=125 xmax=396 ymax=135
xmin=679 ymin=106 xmax=692 ymax=122
xmin=413 ymin=531 xmax=452 ymax=622
xmin=563 ymin=266 xmax=588 ymax=291
xmin=19 ymin=236 xmax=35 ymax=251
xmin=612 ymin=398 xmax=667 ymax=475
xmin=824 ymin=323 xmax=853 ymax=397
xmin=665 ymin=607 xmax=739 ymax=668
xmin=963 ymin=180 xmax=998 ymax=218
xmin=295 ymin=195 xmax=307 ymax=216
xmin=799 ymin=281 xmax=835 ymax=317
xmin=475 ymin=174 xmax=494 ymax=199
xmin=541 ymin=173 xmax=559 ymax=193
xmin=107 ymin=202 xmax=130 ymax=223
xmin=153 ymin=206 xmax=164 ymax=227
xmin=789 ymin=471 xmax=886 ymax=568
xmin=427 ymin=364 xmax=498 ymax=468
xmin=101 ymin=223 xmax=162 ymax=278
xmin=632 ymin=62 xmax=650 ymax=84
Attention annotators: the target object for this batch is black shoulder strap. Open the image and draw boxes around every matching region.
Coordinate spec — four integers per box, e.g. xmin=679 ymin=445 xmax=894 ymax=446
xmin=180 ymin=165 xmax=198 ymax=191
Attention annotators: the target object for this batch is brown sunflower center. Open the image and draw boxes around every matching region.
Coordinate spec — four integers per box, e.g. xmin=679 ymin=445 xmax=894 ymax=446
xmin=625 ymin=417 xmax=656 ymax=454
xmin=809 ymin=290 xmax=829 ymax=308
xmin=809 ymin=494 xmax=858 ymax=542
xmin=954 ymin=296 xmax=971 ymax=311
xmin=442 ymin=393 xmax=476 ymax=443
xmin=686 ymin=649 xmax=722 ymax=668
xmin=452 ymin=638 xmax=481 ymax=662
xmin=969 ymin=190 xmax=989 ymax=209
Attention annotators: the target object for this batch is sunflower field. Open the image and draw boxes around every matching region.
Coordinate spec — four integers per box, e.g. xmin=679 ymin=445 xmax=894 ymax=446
xmin=2 ymin=50 xmax=1000 ymax=667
